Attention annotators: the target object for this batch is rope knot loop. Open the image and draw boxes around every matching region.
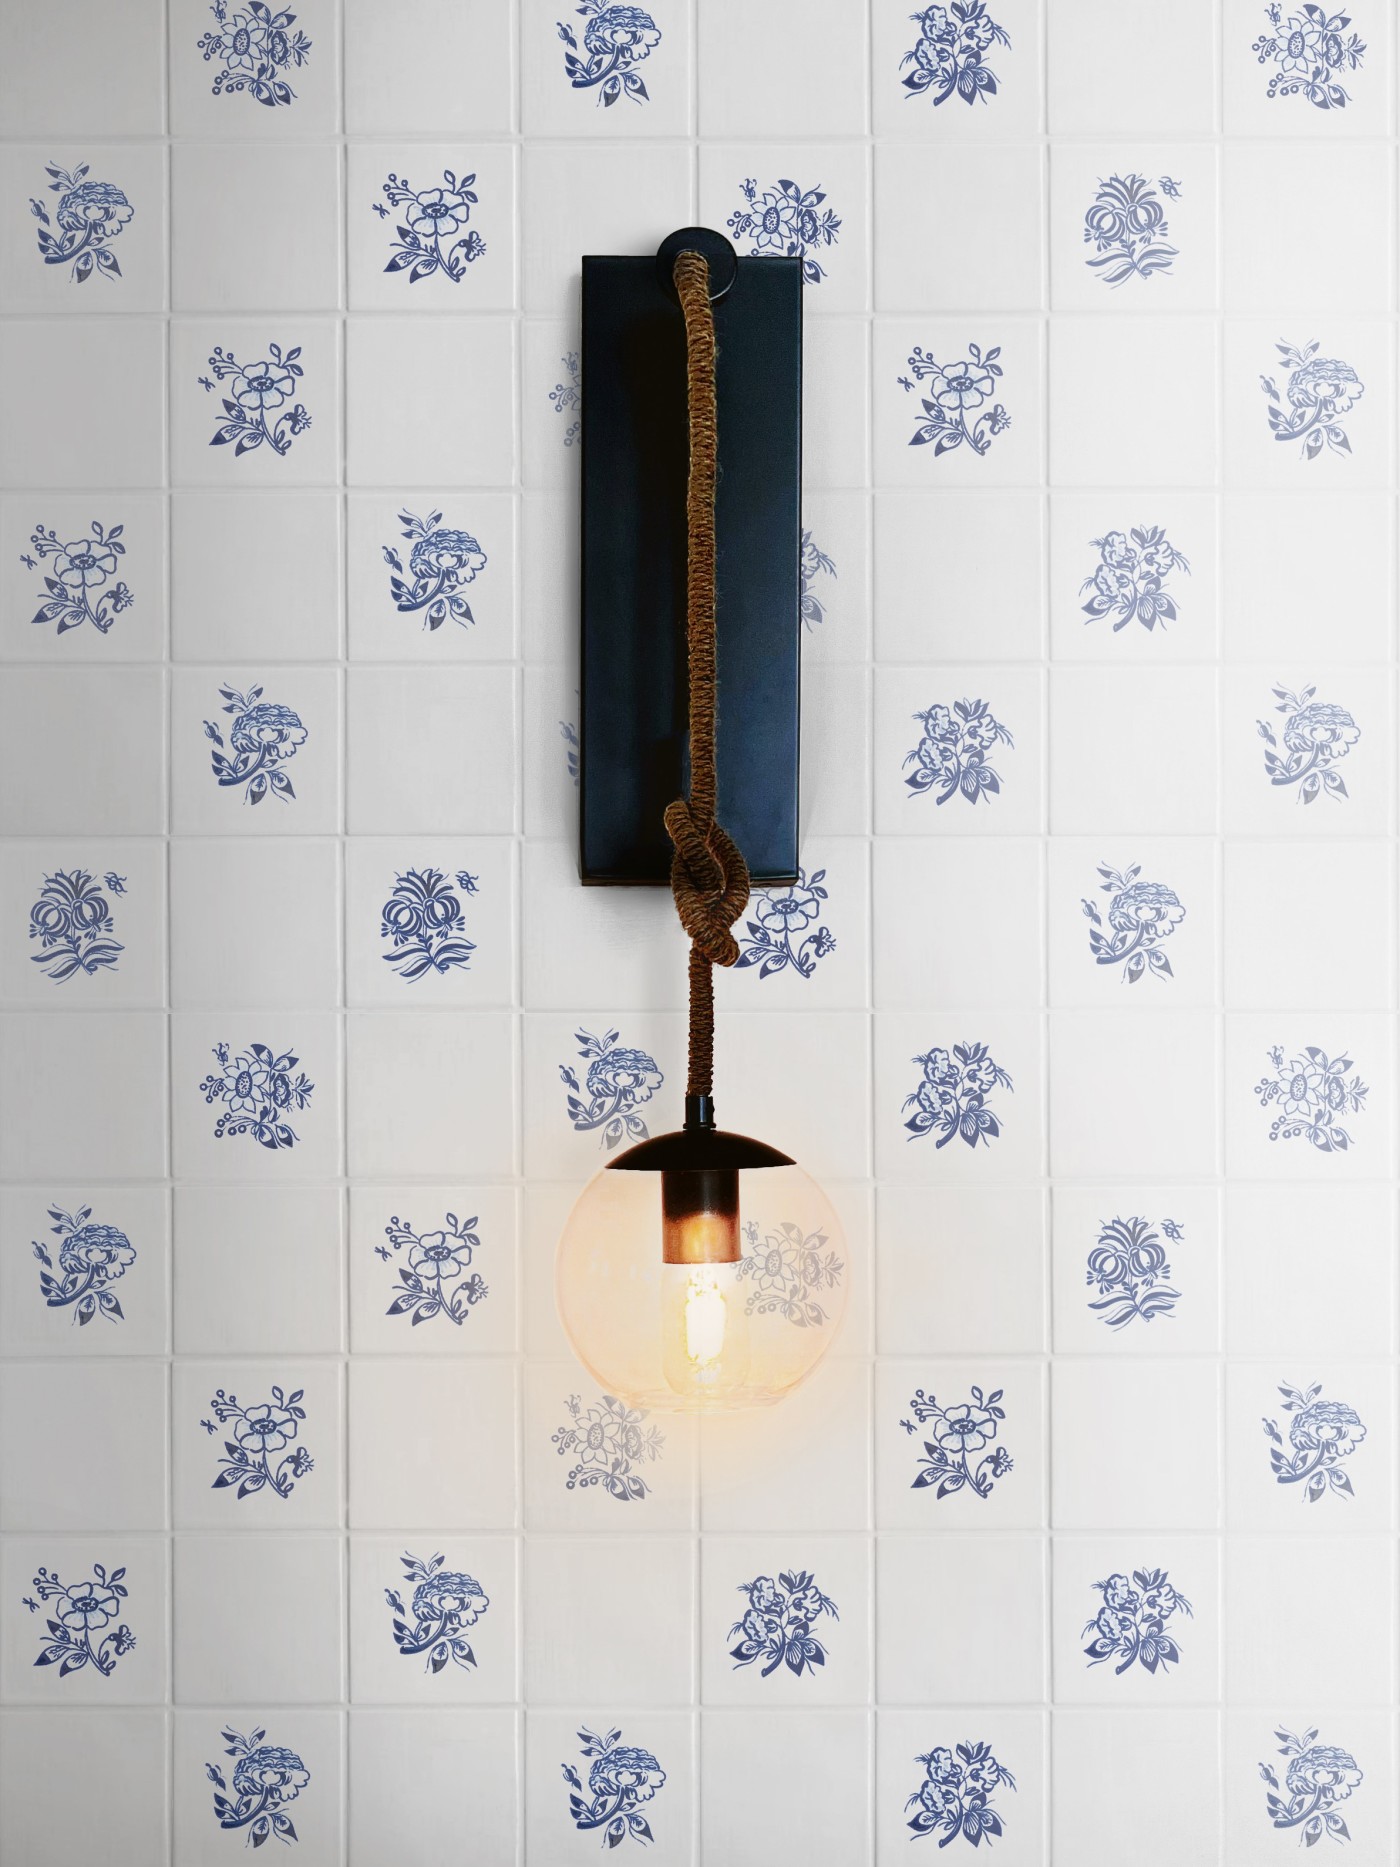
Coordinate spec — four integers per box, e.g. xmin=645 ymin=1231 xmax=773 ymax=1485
xmin=663 ymin=799 xmax=750 ymax=969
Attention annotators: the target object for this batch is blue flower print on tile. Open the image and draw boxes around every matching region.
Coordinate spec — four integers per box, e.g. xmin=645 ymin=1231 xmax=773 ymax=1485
xmin=206 ymin=1385 xmax=313 ymax=1501
xmin=561 ymin=1027 xmax=664 ymax=1148
xmin=23 ymin=520 xmax=134 ymax=636
xmin=735 ymin=867 xmax=835 ymax=980
xmin=205 ymin=683 xmax=307 ymax=805
xmin=900 ymin=344 xmax=1009 ymax=455
xmin=904 ymin=699 xmax=1013 ymax=806
xmin=29 ymin=868 xmax=125 ymax=981
xmin=1261 ymin=1726 xmax=1363 ymax=1846
xmin=727 ymin=179 xmax=841 ymax=286
xmin=902 ymin=1385 xmax=1012 ymax=1500
xmin=197 ymin=1 xmax=311 ymax=106
xmin=202 ymin=343 xmax=310 ymax=457
xmin=199 ymin=1040 xmax=315 ymax=1150
xmin=207 ymin=1725 xmax=309 ymax=1848
xmin=1083 ymin=1567 xmax=1192 ymax=1678
xmin=1081 ymin=525 xmax=1189 ymax=634
xmin=799 ymin=530 xmax=836 ymax=630
xmin=385 ymin=1551 xmax=488 ymax=1673
xmin=1255 ymin=1045 xmax=1368 ymax=1152
xmin=737 ymin=1218 xmax=844 ymax=1327
xmin=380 ymin=868 xmax=478 ymax=980
xmin=30 ymin=162 xmax=132 ymax=284
xmin=551 ymin=353 xmax=582 ymax=445
xmin=376 ymin=1210 xmax=488 ymax=1328
xmin=901 ymin=3 xmax=1011 ymax=107
xmin=1258 ymin=684 xmax=1359 ymax=802
xmin=906 ymin=1741 xmax=1017 ymax=1846
xmin=904 ymin=1043 xmax=1013 ymax=1149
xmin=1262 ymin=341 xmax=1364 ymax=461
xmin=558 ymin=3 xmax=661 ymax=106
xmin=34 ymin=1202 xmax=135 ymax=1326
xmin=383 ymin=509 xmax=486 ymax=631
xmin=729 ymin=1569 xmax=838 ymax=1680
xmin=1253 ymin=5 xmax=1366 ymax=109
xmin=1082 ymin=862 xmax=1184 ymax=984
xmin=553 ymin=1392 xmax=664 ymax=1502
xmin=561 ymin=716 xmax=581 ymax=782
xmin=1085 ymin=1214 xmax=1182 ymax=1331
xmin=372 ymin=171 xmax=484 ymax=284
xmin=1264 ymin=1380 xmax=1366 ymax=1503
xmin=563 ymin=1727 xmax=666 ymax=1849
xmin=27 ymin=1562 xmax=134 ymax=1679
xmin=1083 ymin=174 xmax=1180 ymax=288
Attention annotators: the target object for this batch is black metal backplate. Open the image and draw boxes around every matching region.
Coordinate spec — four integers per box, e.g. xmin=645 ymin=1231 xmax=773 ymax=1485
xmin=579 ymin=246 xmax=802 ymax=885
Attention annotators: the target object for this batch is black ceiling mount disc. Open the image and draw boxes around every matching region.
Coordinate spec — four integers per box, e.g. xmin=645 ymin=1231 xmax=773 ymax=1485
xmin=655 ymin=225 xmax=738 ymax=301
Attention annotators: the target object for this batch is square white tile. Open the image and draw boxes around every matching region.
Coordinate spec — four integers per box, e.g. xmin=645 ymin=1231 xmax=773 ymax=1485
xmin=347 ymin=1358 xmax=518 ymax=1529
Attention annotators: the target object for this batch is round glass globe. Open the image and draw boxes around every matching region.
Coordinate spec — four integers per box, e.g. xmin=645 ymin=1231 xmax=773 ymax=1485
xmin=555 ymin=1156 xmax=848 ymax=1413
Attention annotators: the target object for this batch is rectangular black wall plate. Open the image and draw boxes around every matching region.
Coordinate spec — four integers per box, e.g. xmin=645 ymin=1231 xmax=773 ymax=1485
xmin=579 ymin=247 xmax=803 ymax=885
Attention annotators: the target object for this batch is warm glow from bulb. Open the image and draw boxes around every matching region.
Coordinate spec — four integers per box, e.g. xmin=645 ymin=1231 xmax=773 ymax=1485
xmin=683 ymin=1266 xmax=727 ymax=1364
xmin=660 ymin=1259 xmax=750 ymax=1398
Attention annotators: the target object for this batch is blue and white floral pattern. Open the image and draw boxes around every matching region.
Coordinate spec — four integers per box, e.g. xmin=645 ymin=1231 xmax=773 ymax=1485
xmin=735 ymin=867 xmax=834 ymax=979
xmin=1081 ymin=525 xmax=1190 ymax=633
xmin=1083 ymin=174 xmax=1180 ymax=287
xmin=23 ymin=520 xmax=133 ymax=635
xmin=736 ymin=1218 xmax=844 ymax=1327
xmin=1261 ymin=1726 xmax=1363 ymax=1846
xmin=561 ymin=716 xmax=581 ymax=781
xmin=561 ymin=1027 xmax=663 ymax=1148
xmin=197 ymin=1 xmax=311 ymax=106
xmin=28 ymin=869 xmax=125 ymax=980
xmin=207 ymin=1725 xmax=309 ymax=1849
xmin=30 ymin=162 xmax=132 ymax=283
xmin=33 ymin=1202 xmax=135 ymax=1326
xmin=1082 ymin=862 xmax=1185 ymax=984
xmin=557 ymin=3 xmax=661 ymax=106
xmin=729 ymin=1570 xmax=839 ymax=1680
xmin=553 ymin=1392 xmax=663 ymax=1502
xmin=906 ymin=1741 xmax=1017 ymax=1846
xmin=376 ymin=1210 xmax=488 ymax=1328
xmin=380 ymin=868 xmax=478 ymax=979
xmin=902 ymin=1385 xmax=1012 ymax=1500
xmin=901 ymin=3 xmax=1011 ymax=108
xmin=1253 ymin=6 xmax=1366 ymax=109
xmin=1258 ymin=683 xmax=1359 ymax=802
xmin=1085 ymin=1214 xmax=1182 ymax=1331
xmin=372 ymin=172 xmax=484 ymax=284
xmin=204 ymin=682 xmax=307 ymax=805
xmin=202 ymin=343 xmax=310 ymax=457
xmin=206 ymin=1385 xmax=313 ymax=1501
xmin=1264 ymin=1381 xmax=1366 ymax=1503
xmin=199 ymin=1040 xmax=315 ymax=1150
xmin=799 ymin=530 xmax=836 ymax=630
xmin=382 ymin=509 xmax=486 ymax=630
xmin=26 ymin=1562 xmax=134 ymax=1678
xmin=551 ymin=353 xmax=581 ymax=445
xmin=1262 ymin=341 xmax=1364 ymax=461
xmin=562 ymin=1727 xmax=666 ymax=1848
xmin=904 ymin=1044 xmax=1013 ymax=1149
xmin=1083 ymin=1567 xmax=1192 ymax=1677
xmin=727 ymin=179 xmax=841 ymax=285
xmin=1255 ymin=1045 xmax=1368 ymax=1152
xmin=385 ymin=1551 xmax=488 ymax=1673
xmin=900 ymin=344 xmax=1009 ymax=455
xmin=904 ymin=698 xmax=1013 ymax=806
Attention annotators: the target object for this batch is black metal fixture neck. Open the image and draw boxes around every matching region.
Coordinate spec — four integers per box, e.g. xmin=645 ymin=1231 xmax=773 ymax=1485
xmin=685 ymin=1093 xmax=716 ymax=1132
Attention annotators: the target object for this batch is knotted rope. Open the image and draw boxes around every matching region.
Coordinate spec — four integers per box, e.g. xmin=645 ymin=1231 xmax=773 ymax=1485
xmin=665 ymin=249 xmax=750 ymax=1103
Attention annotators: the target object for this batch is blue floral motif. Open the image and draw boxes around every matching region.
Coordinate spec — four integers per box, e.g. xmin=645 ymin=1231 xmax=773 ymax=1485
xmin=900 ymin=344 xmax=1009 ymax=455
xmin=199 ymin=1040 xmax=315 ymax=1150
xmin=904 ymin=1043 xmax=1013 ymax=1148
xmin=33 ymin=1202 xmax=135 ymax=1326
xmin=904 ymin=698 xmax=1012 ymax=806
xmin=382 ymin=508 xmax=486 ymax=630
xmin=202 ymin=343 xmax=310 ymax=457
xmin=561 ymin=716 xmax=581 ymax=782
xmin=1261 ymin=1726 xmax=1363 ymax=1846
xmin=1085 ymin=1214 xmax=1182 ymax=1331
xmin=197 ymin=0 xmax=311 ymax=106
xmin=1081 ymin=524 xmax=1189 ymax=633
xmin=557 ymin=3 xmax=661 ymax=106
xmin=207 ymin=1725 xmax=309 ymax=1848
xmin=560 ymin=1027 xmax=663 ymax=1148
xmin=23 ymin=519 xmax=134 ymax=636
xmin=26 ymin=1563 xmax=134 ymax=1678
xmin=737 ymin=1217 xmax=844 ymax=1327
xmin=206 ymin=1385 xmax=313 ymax=1501
xmin=376 ymin=1210 xmax=488 ymax=1328
xmin=380 ymin=868 xmax=478 ymax=980
xmin=1262 ymin=341 xmax=1364 ymax=461
xmin=1258 ymin=683 xmax=1359 ymax=803
xmin=1083 ymin=1567 xmax=1192 ymax=1677
xmin=734 ymin=867 xmax=834 ymax=979
xmin=28 ymin=869 xmax=124 ymax=981
xmin=906 ymin=1741 xmax=1016 ymax=1846
xmin=1253 ymin=5 xmax=1366 ymax=109
xmin=1082 ymin=862 xmax=1185 ymax=984
xmin=385 ymin=1551 xmax=488 ymax=1673
xmin=1255 ymin=1045 xmax=1368 ymax=1152
xmin=553 ymin=1392 xmax=664 ymax=1502
xmin=30 ymin=162 xmax=132 ymax=284
xmin=901 ymin=3 xmax=1011 ymax=107
xmin=551 ymin=353 xmax=582 ymax=445
xmin=562 ymin=1727 xmax=666 ymax=1848
xmin=372 ymin=171 xmax=484 ymax=284
xmin=729 ymin=1569 xmax=838 ymax=1679
xmin=799 ymin=531 xmax=836 ymax=630
xmin=204 ymin=682 xmax=307 ymax=805
xmin=902 ymin=1385 xmax=1012 ymax=1500
xmin=1083 ymin=174 xmax=1180 ymax=287
xmin=1264 ymin=1381 xmax=1366 ymax=1504
xmin=727 ymin=179 xmax=841 ymax=286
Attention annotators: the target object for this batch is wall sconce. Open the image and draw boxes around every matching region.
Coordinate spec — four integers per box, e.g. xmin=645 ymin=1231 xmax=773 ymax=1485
xmin=555 ymin=227 xmax=848 ymax=1413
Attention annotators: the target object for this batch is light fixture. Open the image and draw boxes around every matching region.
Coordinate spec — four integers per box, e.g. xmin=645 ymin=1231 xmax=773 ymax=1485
xmin=555 ymin=231 xmax=848 ymax=1413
